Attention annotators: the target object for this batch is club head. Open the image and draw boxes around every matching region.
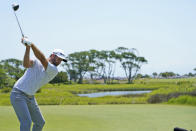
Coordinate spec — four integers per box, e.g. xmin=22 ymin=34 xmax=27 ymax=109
xmin=12 ymin=4 xmax=19 ymax=11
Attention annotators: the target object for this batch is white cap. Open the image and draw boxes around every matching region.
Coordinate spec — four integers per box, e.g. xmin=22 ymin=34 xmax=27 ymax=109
xmin=52 ymin=49 xmax=67 ymax=62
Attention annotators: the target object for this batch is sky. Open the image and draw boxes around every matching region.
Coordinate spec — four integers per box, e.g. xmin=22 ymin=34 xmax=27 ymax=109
xmin=0 ymin=0 xmax=196 ymax=76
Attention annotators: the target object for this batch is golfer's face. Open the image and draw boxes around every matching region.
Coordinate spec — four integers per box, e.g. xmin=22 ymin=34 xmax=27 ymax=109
xmin=52 ymin=55 xmax=63 ymax=66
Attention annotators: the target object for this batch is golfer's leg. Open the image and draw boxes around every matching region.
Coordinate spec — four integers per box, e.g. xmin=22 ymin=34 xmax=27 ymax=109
xmin=28 ymin=97 xmax=45 ymax=131
xmin=10 ymin=92 xmax=32 ymax=131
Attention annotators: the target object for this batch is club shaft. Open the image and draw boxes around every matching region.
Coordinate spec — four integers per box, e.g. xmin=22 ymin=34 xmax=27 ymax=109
xmin=13 ymin=11 xmax=24 ymax=37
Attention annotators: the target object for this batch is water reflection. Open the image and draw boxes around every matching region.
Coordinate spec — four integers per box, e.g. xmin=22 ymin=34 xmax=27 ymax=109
xmin=78 ymin=90 xmax=152 ymax=98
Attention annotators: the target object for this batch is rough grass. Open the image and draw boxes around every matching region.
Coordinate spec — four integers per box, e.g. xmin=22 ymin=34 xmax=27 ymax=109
xmin=0 ymin=78 xmax=196 ymax=105
xmin=168 ymin=95 xmax=196 ymax=105
xmin=0 ymin=105 xmax=195 ymax=131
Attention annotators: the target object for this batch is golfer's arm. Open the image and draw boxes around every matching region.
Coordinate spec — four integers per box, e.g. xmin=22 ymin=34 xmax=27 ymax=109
xmin=31 ymin=43 xmax=48 ymax=70
xmin=23 ymin=46 xmax=33 ymax=68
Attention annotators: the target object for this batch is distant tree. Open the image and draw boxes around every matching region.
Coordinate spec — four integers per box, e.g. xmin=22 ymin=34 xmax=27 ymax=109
xmin=62 ymin=50 xmax=117 ymax=84
xmin=69 ymin=69 xmax=78 ymax=83
xmin=0 ymin=68 xmax=7 ymax=88
xmin=143 ymin=74 xmax=150 ymax=78
xmin=50 ymin=71 xmax=68 ymax=84
xmin=194 ymin=68 xmax=196 ymax=76
xmin=152 ymin=72 xmax=158 ymax=78
xmin=62 ymin=62 xmax=78 ymax=83
xmin=88 ymin=49 xmax=100 ymax=80
xmin=176 ymin=74 xmax=180 ymax=77
xmin=115 ymin=47 xmax=147 ymax=84
xmin=61 ymin=47 xmax=147 ymax=84
xmin=188 ymin=72 xmax=194 ymax=77
xmin=0 ymin=58 xmax=25 ymax=80
xmin=63 ymin=51 xmax=91 ymax=84
xmin=136 ymin=73 xmax=143 ymax=79
xmin=97 ymin=50 xmax=116 ymax=84
xmin=0 ymin=65 xmax=15 ymax=88
xmin=160 ymin=72 xmax=176 ymax=78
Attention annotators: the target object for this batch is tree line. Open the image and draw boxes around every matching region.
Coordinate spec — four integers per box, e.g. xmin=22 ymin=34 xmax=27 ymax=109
xmin=1 ymin=46 xmax=195 ymax=89
xmin=62 ymin=47 xmax=147 ymax=84
xmin=0 ymin=47 xmax=147 ymax=88
xmin=136 ymin=70 xmax=196 ymax=79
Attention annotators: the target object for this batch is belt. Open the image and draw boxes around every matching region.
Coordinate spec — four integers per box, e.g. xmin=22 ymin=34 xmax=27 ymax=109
xmin=13 ymin=88 xmax=34 ymax=99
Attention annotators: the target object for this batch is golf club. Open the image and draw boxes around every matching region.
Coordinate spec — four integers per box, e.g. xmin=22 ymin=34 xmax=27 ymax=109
xmin=12 ymin=3 xmax=24 ymax=37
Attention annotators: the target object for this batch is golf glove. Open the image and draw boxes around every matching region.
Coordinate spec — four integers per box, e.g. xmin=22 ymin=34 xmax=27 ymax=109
xmin=22 ymin=37 xmax=32 ymax=46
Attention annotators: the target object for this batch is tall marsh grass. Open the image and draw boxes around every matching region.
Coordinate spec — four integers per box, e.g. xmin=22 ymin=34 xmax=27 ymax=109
xmin=168 ymin=95 xmax=196 ymax=106
xmin=0 ymin=78 xmax=196 ymax=105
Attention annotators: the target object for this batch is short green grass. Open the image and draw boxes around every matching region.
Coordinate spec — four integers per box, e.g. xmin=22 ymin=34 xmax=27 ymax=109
xmin=0 ymin=105 xmax=195 ymax=131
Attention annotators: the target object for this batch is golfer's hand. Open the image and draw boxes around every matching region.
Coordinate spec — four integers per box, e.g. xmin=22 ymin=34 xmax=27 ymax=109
xmin=21 ymin=37 xmax=32 ymax=46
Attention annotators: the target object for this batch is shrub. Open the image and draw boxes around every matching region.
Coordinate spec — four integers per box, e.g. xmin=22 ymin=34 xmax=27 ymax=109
xmin=0 ymin=87 xmax=12 ymax=93
xmin=176 ymin=81 xmax=191 ymax=86
xmin=168 ymin=95 xmax=196 ymax=106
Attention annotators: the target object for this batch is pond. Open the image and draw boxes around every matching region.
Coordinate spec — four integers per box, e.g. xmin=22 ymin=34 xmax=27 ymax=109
xmin=77 ymin=90 xmax=152 ymax=98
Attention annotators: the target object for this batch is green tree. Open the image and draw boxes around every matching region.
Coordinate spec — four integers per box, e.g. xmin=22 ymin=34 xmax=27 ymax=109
xmin=160 ymin=72 xmax=176 ymax=78
xmin=50 ymin=71 xmax=68 ymax=84
xmin=115 ymin=47 xmax=147 ymax=84
xmin=88 ymin=49 xmax=100 ymax=80
xmin=152 ymin=72 xmax=158 ymax=78
xmin=0 ymin=58 xmax=25 ymax=80
xmin=0 ymin=65 xmax=15 ymax=88
xmin=95 ymin=50 xmax=116 ymax=84
xmin=136 ymin=73 xmax=143 ymax=79
xmin=188 ymin=72 xmax=194 ymax=77
xmin=62 ymin=62 xmax=78 ymax=83
xmin=65 ymin=51 xmax=91 ymax=84
xmin=0 ymin=68 xmax=7 ymax=88
xmin=194 ymin=68 xmax=196 ymax=76
xmin=143 ymin=74 xmax=150 ymax=78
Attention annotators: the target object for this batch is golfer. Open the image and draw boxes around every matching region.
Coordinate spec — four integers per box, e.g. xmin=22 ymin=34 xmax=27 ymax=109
xmin=10 ymin=37 xmax=67 ymax=131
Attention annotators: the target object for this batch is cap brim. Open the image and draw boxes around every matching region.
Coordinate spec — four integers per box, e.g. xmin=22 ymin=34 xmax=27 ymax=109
xmin=63 ymin=59 xmax=67 ymax=62
xmin=12 ymin=4 xmax=19 ymax=11
xmin=55 ymin=55 xmax=67 ymax=62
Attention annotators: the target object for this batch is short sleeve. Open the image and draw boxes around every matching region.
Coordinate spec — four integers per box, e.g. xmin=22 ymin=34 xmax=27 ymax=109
xmin=46 ymin=62 xmax=58 ymax=79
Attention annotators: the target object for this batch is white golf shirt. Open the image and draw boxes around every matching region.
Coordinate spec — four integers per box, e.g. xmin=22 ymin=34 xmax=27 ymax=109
xmin=14 ymin=59 xmax=58 ymax=95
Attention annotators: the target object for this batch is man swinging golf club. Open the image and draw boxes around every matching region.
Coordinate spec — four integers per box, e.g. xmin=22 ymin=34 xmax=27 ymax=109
xmin=10 ymin=37 xmax=67 ymax=131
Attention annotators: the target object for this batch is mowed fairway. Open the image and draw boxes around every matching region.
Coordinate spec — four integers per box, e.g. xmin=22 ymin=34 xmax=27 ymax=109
xmin=0 ymin=105 xmax=195 ymax=131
